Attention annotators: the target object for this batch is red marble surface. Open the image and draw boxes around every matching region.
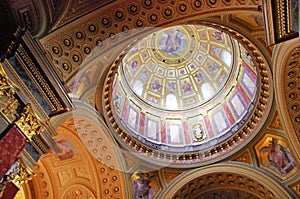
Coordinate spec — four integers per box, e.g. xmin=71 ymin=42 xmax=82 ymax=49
xmin=182 ymin=121 xmax=190 ymax=144
xmin=0 ymin=125 xmax=27 ymax=179
xmin=236 ymin=83 xmax=250 ymax=104
xmin=1 ymin=181 xmax=19 ymax=199
xmin=139 ymin=112 xmax=145 ymax=136
xmin=161 ymin=120 xmax=166 ymax=143
xmin=204 ymin=115 xmax=214 ymax=138
xmin=223 ymin=103 xmax=235 ymax=125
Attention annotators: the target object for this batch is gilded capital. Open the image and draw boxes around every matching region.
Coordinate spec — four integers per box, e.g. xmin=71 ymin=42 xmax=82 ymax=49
xmin=15 ymin=104 xmax=45 ymax=141
xmin=12 ymin=159 xmax=34 ymax=188
xmin=0 ymin=63 xmax=20 ymax=123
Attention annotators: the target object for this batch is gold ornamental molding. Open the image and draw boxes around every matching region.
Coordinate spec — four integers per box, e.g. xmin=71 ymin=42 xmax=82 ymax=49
xmin=41 ymin=0 xmax=262 ymax=82
xmin=262 ymin=0 xmax=298 ymax=46
xmin=160 ymin=163 xmax=291 ymax=198
xmin=231 ymin=149 xmax=253 ymax=165
xmin=48 ymin=103 xmax=130 ymax=199
xmin=289 ymin=178 xmax=300 ymax=197
xmin=273 ymin=38 xmax=300 ymax=159
xmin=12 ymin=159 xmax=35 ymax=189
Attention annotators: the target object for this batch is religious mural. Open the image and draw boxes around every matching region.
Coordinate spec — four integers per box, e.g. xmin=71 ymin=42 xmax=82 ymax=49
xmin=256 ymin=135 xmax=297 ymax=178
xmin=53 ymin=136 xmax=76 ymax=161
xmin=132 ymin=172 xmax=156 ymax=199
xmin=159 ymin=28 xmax=187 ymax=56
xmin=68 ymin=70 xmax=92 ymax=95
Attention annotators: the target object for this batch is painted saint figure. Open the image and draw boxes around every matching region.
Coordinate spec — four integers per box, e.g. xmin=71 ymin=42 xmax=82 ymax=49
xmin=159 ymin=28 xmax=186 ymax=56
xmin=113 ymin=94 xmax=122 ymax=113
xmin=151 ymin=80 xmax=161 ymax=93
xmin=133 ymin=172 xmax=156 ymax=199
xmin=182 ymin=81 xmax=192 ymax=94
xmin=260 ymin=138 xmax=296 ymax=175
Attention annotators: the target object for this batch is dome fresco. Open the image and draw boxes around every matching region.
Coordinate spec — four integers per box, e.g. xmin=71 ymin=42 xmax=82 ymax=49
xmin=111 ymin=25 xmax=258 ymax=154
xmin=122 ymin=25 xmax=234 ymax=110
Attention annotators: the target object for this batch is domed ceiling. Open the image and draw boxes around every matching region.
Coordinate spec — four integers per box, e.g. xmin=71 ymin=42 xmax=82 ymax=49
xmin=104 ymin=24 xmax=268 ymax=167
xmin=121 ymin=25 xmax=234 ymax=110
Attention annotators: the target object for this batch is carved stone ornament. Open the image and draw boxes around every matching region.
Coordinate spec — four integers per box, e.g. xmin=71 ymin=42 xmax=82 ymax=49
xmin=12 ymin=159 xmax=34 ymax=188
xmin=192 ymin=122 xmax=206 ymax=142
xmin=15 ymin=104 xmax=45 ymax=141
xmin=0 ymin=64 xmax=20 ymax=123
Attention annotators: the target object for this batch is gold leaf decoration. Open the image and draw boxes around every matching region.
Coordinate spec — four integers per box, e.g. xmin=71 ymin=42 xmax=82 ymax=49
xmin=232 ymin=150 xmax=252 ymax=165
xmin=289 ymin=179 xmax=300 ymax=197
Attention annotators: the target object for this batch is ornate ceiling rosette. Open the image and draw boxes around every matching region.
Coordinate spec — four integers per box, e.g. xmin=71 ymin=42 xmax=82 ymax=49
xmin=102 ymin=22 xmax=273 ymax=168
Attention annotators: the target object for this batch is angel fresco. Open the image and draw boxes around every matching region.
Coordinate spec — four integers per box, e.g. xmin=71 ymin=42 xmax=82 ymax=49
xmin=132 ymin=172 xmax=156 ymax=199
xmin=260 ymin=138 xmax=296 ymax=175
xmin=53 ymin=137 xmax=76 ymax=161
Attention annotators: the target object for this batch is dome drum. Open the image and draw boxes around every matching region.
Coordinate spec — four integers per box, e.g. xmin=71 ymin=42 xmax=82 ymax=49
xmin=102 ymin=23 xmax=272 ymax=167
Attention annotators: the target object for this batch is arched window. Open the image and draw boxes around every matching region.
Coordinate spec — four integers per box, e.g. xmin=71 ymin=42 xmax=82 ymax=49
xmin=133 ymin=80 xmax=143 ymax=96
xmin=222 ymin=50 xmax=232 ymax=67
xmin=201 ymin=83 xmax=214 ymax=100
xmin=166 ymin=94 xmax=178 ymax=109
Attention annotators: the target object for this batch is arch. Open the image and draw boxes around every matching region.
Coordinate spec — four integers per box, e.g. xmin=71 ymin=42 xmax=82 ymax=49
xmin=166 ymin=94 xmax=178 ymax=110
xmin=159 ymin=163 xmax=291 ymax=199
xmin=273 ymin=37 xmax=300 ymax=160
xmin=49 ymin=101 xmax=131 ymax=198
xmin=133 ymin=79 xmax=144 ymax=96
xmin=200 ymin=82 xmax=214 ymax=100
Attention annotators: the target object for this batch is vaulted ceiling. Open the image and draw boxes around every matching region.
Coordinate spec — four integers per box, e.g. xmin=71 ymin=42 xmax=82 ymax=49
xmin=3 ymin=0 xmax=299 ymax=198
